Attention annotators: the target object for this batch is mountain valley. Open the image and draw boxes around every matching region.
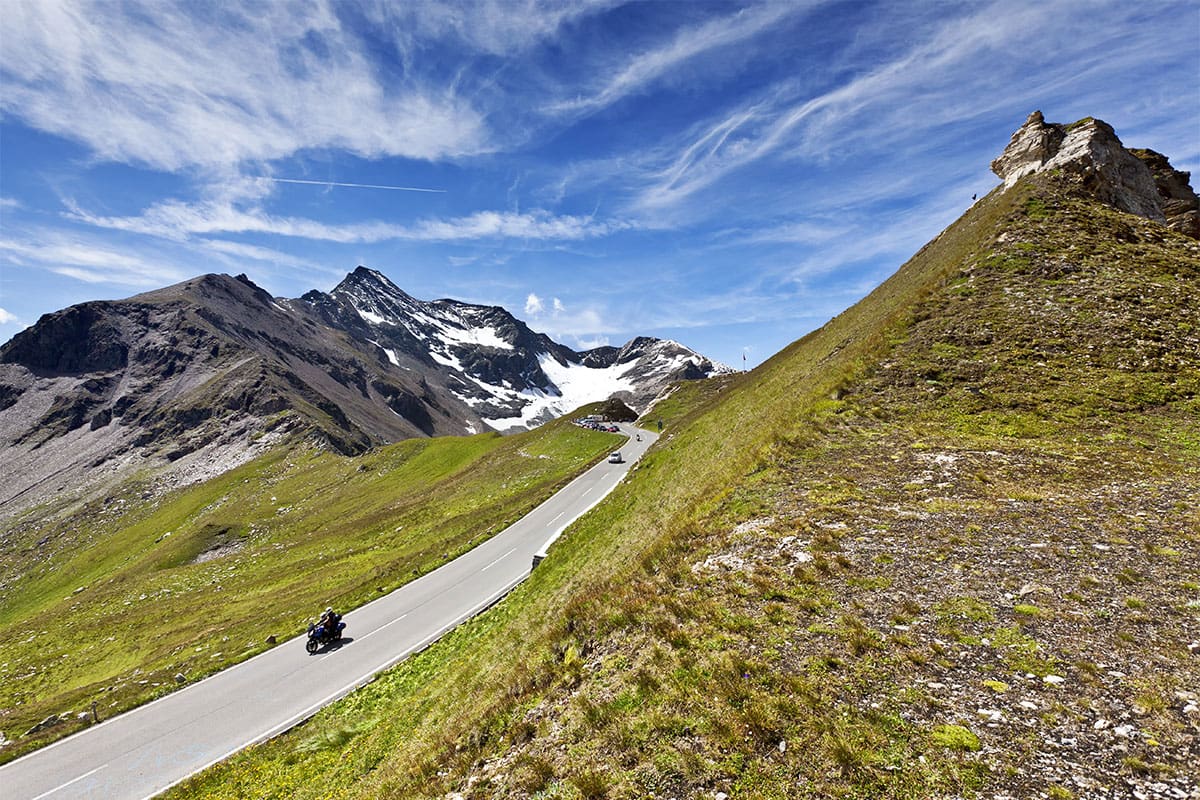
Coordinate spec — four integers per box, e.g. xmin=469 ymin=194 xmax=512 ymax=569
xmin=2 ymin=112 xmax=1197 ymax=800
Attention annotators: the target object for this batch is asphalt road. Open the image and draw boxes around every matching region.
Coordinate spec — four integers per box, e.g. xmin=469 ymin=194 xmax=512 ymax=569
xmin=1 ymin=424 xmax=656 ymax=800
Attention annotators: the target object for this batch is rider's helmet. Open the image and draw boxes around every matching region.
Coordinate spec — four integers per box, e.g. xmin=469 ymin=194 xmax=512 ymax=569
xmin=325 ymin=606 xmax=333 ymax=615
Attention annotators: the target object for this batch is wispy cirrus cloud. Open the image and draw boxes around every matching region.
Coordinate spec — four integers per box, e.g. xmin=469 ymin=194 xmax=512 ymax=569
xmin=69 ymin=199 xmax=630 ymax=244
xmin=629 ymin=0 xmax=1198 ymax=213
xmin=374 ymin=0 xmax=618 ymax=57
xmin=546 ymin=2 xmax=808 ymax=118
xmin=200 ymin=240 xmax=343 ymax=280
xmin=0 ymin=233 xmax=189 ymax=287
xmin=0 ymin=1 xmax=488 ymax=171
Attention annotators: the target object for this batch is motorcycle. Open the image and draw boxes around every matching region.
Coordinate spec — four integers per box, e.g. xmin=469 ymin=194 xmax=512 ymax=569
xmin=306 ymin=619 xmax=346 ymax=653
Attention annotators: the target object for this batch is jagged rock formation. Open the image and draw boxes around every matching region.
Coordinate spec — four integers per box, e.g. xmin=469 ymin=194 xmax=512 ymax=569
xmin=0 ymin=269 xmax=724 ymax=522
xmin=991 ymin=111 xmax=1199 ymax=239
xmin=1130 ymin=148 xmax=1200 ymax=239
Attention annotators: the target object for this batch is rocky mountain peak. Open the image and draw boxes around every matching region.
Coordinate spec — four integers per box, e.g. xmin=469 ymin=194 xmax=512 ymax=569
xmin=991 ymin=111 xmax=1199 ymax=238
xmin=330 ymin=266 xmax=420 ymax=313
xmin=334 ymin=265 xmax=408 ymax=296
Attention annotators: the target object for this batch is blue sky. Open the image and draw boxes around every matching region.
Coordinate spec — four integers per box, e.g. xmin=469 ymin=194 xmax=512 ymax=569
xmin=1 ymin=1 xmax=1197 ymax=367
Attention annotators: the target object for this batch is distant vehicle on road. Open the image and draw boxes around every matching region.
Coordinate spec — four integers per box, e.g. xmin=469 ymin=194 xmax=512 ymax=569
xmin=608 ymin=451 xmax=623 ymax=464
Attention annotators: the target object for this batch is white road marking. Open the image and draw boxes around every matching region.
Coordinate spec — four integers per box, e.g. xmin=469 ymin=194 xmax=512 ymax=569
xmin=480 ymin=547 xmax=517 ymax=571
xmin=31 ymin=764 xmax=106 ymax=800
xmin=549 ymin=511 xmax=565 ymax=524
xmin=582 ymin=485 xmax=594 ymax=495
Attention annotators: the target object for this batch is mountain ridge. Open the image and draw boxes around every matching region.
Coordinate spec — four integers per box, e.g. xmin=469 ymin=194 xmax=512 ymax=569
xmin=0 ymin=269 xmax=724 ymax=523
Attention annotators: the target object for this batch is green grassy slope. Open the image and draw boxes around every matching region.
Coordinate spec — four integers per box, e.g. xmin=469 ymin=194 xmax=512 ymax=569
xmin=167 ymin=171 xmax=1198 ymax=799
xmin=0 ymin=413 xmax=622 ymax=761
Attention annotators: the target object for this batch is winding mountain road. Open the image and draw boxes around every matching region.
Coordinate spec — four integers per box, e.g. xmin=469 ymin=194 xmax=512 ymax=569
xmin=2 ymin=424 xmax=656 ymax=800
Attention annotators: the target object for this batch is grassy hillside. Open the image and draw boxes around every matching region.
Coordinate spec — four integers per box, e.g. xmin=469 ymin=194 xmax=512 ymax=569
xmin=166 ymin=171 xmax=1198 ymax=799
xmin=0 ymin=413 xmax=622 ymax=761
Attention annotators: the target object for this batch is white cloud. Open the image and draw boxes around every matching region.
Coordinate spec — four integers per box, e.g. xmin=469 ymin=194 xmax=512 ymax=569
xmin=629 ymin=0 xmax=1198 ymax=213
xmin=546 ymin=2 xmax=806 ymax=117
xmin=542 ymin=305 xmax=605 ymax=337
xmin=0 ymin=197 xmax=21 ymax=211
xmin=410 ymin=210 xmax=629 ymax=242
xmin=572 ymin=335 xmax=610 ymax=350
xmin=375 ymin=0 xmax=616 ymax=57
xmin=201 ymin=239 xmax=342 ymax=279
xmin=0 ymin=308 xmax=17 ymax=324
xmin=520 ymin=293 xmax=606 ymax=338
xmin=0 ymin=1 xmax=488 ymax=171
xmin=70 ymin=200 xmax=630 ymax=244
xmin=0 ymin=234 xmax=188 ymax=287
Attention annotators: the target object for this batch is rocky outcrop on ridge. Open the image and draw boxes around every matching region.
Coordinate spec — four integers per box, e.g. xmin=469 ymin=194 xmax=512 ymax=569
xmin=991 ymin=111 xmax=1199 ymax=239
xmin=1131 ymin=147 xmax=1200 ymax=239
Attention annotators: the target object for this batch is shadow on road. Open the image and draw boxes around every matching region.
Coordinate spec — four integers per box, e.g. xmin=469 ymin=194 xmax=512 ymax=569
xmin=309 ymin=636 xmax=354 ymax=655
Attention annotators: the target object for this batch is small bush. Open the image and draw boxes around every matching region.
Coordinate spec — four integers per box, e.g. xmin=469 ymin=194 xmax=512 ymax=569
xmin=512 ymin=755 xmax=555 ymax=793
xmin=930 ymin=724 xmax=981 ymax=752
xmin=571 ymin=769 xmax=610 ymax=799
xmin=1013 ymin=603 xmax=1049 ymax=618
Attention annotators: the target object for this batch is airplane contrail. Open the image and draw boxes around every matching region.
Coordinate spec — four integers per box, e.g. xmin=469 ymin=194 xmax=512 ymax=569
xmin=261 ymin=177 xmax=446 ymax=193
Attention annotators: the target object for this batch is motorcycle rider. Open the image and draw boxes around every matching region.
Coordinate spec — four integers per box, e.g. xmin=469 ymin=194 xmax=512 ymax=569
xmin=319 ymin=606 xmax=341 ymax=638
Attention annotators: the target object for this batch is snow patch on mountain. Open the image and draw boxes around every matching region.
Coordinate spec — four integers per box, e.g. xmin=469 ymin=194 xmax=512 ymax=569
xmin=369 ymin=340 xmax=401 ymax=367
xmin=356 ymin=307 xmax=390 ymax=326
xmin=430 ymin=319 xmax=512 ymax=350
xmin=430 ymin=349 xmax=463 ymax=370
xmin=482 ymin=353 xmax=638 ymax=431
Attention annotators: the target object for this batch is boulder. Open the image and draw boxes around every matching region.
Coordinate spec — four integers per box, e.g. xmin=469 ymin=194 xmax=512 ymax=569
xmin=24 ymin=714 xmax=62 ymax=736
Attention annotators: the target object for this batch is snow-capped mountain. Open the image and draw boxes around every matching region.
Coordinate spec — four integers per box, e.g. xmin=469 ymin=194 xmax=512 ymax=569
xmin=0 ymin=268 xmax=725 ymax=521
xmin=303 ymin=267 xmax=730 ymax=430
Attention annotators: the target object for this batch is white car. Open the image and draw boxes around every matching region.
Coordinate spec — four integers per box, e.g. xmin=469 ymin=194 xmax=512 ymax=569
xmin=608 ymin=451 xmax=623 ymax=464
